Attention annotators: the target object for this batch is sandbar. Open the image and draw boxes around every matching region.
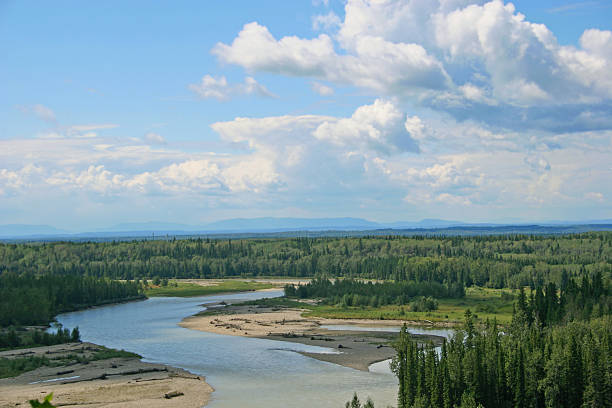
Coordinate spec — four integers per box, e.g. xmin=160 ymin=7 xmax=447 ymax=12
xmin=180 ymin=304 xmax=445 ymax=371
xmin=0 ymin=342 xmax=213 ymax=408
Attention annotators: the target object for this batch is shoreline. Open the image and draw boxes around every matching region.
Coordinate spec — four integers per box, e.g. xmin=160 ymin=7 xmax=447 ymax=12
xmin=0 ymin=342 xmax=213 ymax=408
xmin=180 ymin=304 xmax=447 ymax=372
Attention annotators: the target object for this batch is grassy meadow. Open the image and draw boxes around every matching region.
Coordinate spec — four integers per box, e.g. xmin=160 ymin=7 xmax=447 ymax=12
xmin=300 ymin=286 xmax=516 ymax=325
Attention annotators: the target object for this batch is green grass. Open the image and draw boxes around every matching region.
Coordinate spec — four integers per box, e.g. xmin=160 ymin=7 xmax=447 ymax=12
xmin=89 ymin=346 xmax=140 ymax=361
xmin=302 ymin=287 xmax=516 ymax=325
xmin=0 ymin=356 xmax=52 ymax=379
xmin=145 ymin=280 xmax=277 ymax=297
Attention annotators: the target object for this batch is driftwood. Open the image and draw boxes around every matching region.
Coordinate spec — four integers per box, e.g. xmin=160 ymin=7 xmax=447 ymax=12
xmin=115 ymin=367 xmax=167 ymax=376
xmin=164 ymin=391 xmax=184 ymax=399
xmin=59 ymin=367 xmax=168 ymax=384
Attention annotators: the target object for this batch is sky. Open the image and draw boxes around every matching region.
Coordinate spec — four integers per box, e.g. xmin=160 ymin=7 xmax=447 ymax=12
xmin=0 ymin=0 xmax=611 ymax=229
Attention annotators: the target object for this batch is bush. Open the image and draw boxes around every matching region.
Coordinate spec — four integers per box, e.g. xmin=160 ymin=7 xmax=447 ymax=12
xmin=410 ymin=296 xmax=439 ymax=312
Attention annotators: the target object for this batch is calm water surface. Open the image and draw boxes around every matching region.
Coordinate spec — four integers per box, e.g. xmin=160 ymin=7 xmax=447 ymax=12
xmin=56 ymin=291 xmax=399 ymax=408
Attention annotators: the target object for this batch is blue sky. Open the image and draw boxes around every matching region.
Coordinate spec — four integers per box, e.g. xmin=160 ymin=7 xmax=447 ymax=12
xmin=0 ymin=0 xmax=611 ymax=229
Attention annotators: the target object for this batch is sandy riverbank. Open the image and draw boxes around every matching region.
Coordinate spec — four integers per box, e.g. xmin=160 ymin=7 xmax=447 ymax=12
xmin=180 ymin=304 xmax=445 ymax=371
xmin=0 ymin=343 xmax=213 ymax=408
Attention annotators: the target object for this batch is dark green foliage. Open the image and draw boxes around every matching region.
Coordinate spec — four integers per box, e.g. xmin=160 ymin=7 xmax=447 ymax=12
xmin=392 ymin=315 xmax=611 ymax=408
xmin=0 ymin=233 xmax=609 ymax=287
xmin=29 ymin=393 xmax=55 ymax=408
xmin=285 ymin=278 xmax=463 ymax=306
xmin=409 ymin=296 xmax=439 ymax=312
xmin=0 ymin=325 xmax=79 ymax=350
xmin=0 ymin=273 xmax=142 ymax=327
xmin=344 ymin=393 xmax=375 ymax=408
xmin=515 ymin=274 xmax=611 ymax=327
xmin=88 ymin=346 xmax=140 ymax=361
xmin=71 ymin=327 xmax=80 ymax=342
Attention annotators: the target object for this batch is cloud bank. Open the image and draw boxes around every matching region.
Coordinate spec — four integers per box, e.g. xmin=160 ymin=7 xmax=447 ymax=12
xmin=2 ymin=0 xmax=610 ymax=225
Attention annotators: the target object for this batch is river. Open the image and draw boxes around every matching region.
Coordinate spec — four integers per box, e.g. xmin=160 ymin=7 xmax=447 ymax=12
xmin=56 ymin=290 xmax=454 ymax=407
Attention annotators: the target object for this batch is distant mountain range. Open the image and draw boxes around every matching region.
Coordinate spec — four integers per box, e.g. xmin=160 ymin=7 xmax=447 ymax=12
xmin=1 ymin=217 xmax=611 ymax=239
xmin=0 ymin=224 xmax=69 ymax=237
xmin=105 ymin=217 xmax=493 ymax=232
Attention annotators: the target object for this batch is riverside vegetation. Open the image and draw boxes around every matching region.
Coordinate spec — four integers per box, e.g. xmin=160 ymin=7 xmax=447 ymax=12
xmin=0 ymin=232 xmax=610 ymax=407
xmin=345 ymin=272 xmax=611 ymax=408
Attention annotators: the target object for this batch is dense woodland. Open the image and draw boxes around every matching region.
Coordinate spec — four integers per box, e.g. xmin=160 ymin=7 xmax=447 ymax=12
xmin=351 ymin=274 xmax=611 ymax=408
xmin=0 ymin=325 xmax=80 ymax=350
xmin=1 ymin=233 xmax=610 ymax=290
xmin=284 ymin=278 xmax=464 ymax=307
xmin=0 ymin=273 xmax=142 ymax=327
xmin=392 ymin=314 xmax=611 ymax=408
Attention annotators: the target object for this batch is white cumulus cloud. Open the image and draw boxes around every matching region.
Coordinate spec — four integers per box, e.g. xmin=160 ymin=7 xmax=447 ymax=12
xmin=212 ymin=21 xmax=451 ymax=94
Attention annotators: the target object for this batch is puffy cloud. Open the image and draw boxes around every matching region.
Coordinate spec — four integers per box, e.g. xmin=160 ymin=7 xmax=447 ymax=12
xmin=336 ymin=0 xmax=612 ymax=106
xmin=126 ymin=160 xmax=222 ymax=193
xmin=39 ymin=158 xmax=279 ymax=196
xmin=313 ymin=99 xmax=419 ymax=154
xmin=2 ymin=96 xmax=611 ymax=220
xmin=0 ymin=165 xmax=44 ymax=195
xmin=47 ymin=165 xmax=126 ymax=194
xmin=212 ymin=99 xmax=419 ymax=157
xmin=189 ymin=75 xmax=229 ymax=100
xmin=580 ymin=29 xmax=612 ymax=57
xmin=222 ymin=158 xmax=281 ymax=193
xmin=434 ymin=1 xmax=612 ymax=105
xmin=189 ymin=74 xmax=275 ymax=100
xmin=212 ymin=22 xmax=451 ymax=94
xmin=211 ymin=0 xmax=612 ymax=132
xmin=404 ymin=116 xmax=427 ymax=141
xmin=312 ymin=11 xmax=341 ymax=31
xmin=336 ymin=0 xmax=481 ymax=50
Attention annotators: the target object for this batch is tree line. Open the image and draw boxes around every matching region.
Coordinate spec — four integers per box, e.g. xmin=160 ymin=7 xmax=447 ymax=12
xmin=0 ymin=325 xmax=80 ymax=350
xmin=353 ymin=275 xmax=611 ymax=408
xmin=352 ymin=315 xmax=611 ymax=408
xmin=284 ymin=277 xmax=464 ymax=307
xmin=391 ymin=313 xmax=611 ymax=408
xmin=1 ymin=233 xmax=609 ymax=289
xmin=514 ymin=272 xmax=609 ymax=327
xmin=0 ymin=273 xmax=143 ymax=327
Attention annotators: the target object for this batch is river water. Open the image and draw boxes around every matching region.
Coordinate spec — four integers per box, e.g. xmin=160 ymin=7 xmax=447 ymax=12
xmin=56 ymin=290 xmax=401 ymax=408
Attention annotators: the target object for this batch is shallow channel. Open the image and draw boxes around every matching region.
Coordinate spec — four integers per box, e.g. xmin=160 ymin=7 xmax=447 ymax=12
xmin=56 ymin=291 xmax=399 ymax=408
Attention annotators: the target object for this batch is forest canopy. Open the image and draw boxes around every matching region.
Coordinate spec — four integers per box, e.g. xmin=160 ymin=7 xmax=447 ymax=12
xmin=1 ymin=233 xmax=610 ymax=290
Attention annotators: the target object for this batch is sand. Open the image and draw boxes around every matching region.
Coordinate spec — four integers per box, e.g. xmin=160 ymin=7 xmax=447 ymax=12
xmin=0 ymin=343 xmax=213 ymax=408
xmin=179 ymin=305 xmax=445 ymax=371
xmin=180 ymin=307 xmax=318 ymax=337
xmin=179 ymin=304 xmax=445 ymax=338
